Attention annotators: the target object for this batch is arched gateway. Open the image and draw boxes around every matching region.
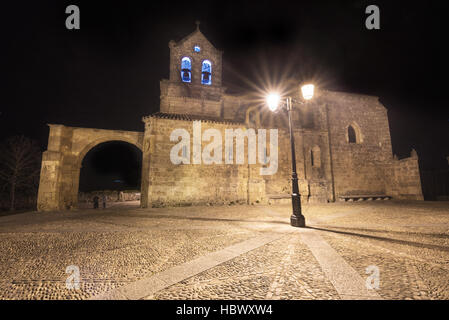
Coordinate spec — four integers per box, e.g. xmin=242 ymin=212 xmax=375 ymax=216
xmin=37 ymin=124 xmax=143 ymax=211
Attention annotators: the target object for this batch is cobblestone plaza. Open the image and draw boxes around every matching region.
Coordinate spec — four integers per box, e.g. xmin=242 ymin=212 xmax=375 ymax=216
xmin=0 ymin=201 xmax=448 ymax=300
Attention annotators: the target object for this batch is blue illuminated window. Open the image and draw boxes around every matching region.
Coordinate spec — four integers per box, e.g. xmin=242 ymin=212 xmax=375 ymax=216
xmin=194 ymin=45 xmax=201 ymax=52
xmin=201 ymin=60 xmax=212 ymax=85
xmin=181 ymin=57 xmax=191 ymax=83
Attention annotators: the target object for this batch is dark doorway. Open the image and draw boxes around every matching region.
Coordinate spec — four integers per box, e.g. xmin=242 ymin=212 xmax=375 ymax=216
xmin=79 ymin=141 xmax=142 ymax=208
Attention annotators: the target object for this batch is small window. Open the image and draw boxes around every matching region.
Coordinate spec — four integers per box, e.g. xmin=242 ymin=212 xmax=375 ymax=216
xmin=348 ymin=125 xmax=357 ymax=143
xmin=311 ymin=146 xmax=321 ymax=168
xmin=181 ymin=57 xmax=191 ymax=83
xmin=201 ymin=60 xmax=212 ymax=85
xmin=194 ymin=45 xmax=201 ymax=52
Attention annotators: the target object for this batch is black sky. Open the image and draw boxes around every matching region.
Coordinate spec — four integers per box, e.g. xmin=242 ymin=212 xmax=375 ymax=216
xmin=1 ymin=0 xmax=448 ymax=190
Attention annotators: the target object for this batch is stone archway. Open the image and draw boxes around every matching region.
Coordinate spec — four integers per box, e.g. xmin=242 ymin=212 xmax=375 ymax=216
xmin=37 ymin=124 xmax=144 ymax=211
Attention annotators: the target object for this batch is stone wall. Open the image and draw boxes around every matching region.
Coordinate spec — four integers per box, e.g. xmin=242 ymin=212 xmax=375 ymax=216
xmin=37 ymin=125 xmax=143 ymax=211
xmin=160 ymin=80 xmax=225 ymax=118
xmin=385 ymin=153 xmax=424 ymax=200
xmin=140 ymin=112 xmax=337 ymax=208
xmin=141 ymin=116 xmax=267 ymax=207
xmin=261 ymin=127 xmax=333 ymax=204
xmin=322 ymin=91 xmax=395 ymax=197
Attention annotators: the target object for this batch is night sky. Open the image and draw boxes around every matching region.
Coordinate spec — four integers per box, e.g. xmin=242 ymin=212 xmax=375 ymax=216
xmin=1 ymin=0 xmax=448 ymax=190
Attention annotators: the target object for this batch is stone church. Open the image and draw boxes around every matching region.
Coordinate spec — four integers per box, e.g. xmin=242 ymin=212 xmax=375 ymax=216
xmin=37 ymin=26 xmax=423 ymax=211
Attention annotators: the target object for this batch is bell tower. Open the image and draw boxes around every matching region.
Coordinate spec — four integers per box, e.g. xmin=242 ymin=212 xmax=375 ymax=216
xmin=160 ymin=23 xmax=225 ymax=118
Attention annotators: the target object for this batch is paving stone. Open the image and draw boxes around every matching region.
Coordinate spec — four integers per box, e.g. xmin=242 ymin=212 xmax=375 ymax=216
xmin=0 ymin=201 xmax=448 ymax=300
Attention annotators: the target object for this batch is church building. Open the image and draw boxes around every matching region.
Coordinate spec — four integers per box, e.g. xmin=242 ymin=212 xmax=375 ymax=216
xmin=36 ymin=25 xmax=423 ymax=211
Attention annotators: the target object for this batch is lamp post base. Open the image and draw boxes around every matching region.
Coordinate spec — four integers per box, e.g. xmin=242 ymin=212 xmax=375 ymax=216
xmin=290 ymin=192 xmax=305 ymax=227
xmin=290 ymin=214 xmax=306 ymax=227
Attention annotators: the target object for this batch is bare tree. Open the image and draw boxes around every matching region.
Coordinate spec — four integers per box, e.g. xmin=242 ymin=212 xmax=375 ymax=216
xmin=0 ymin=136 xmax=41 ymax=211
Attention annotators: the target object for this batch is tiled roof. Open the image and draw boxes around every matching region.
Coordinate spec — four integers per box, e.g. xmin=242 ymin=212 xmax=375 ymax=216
xmin=144 ymin=112 xmax=244 ymax=125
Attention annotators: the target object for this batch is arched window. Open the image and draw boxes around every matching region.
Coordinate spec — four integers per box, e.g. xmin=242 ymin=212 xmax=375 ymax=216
xmin=245 ymin=107 xmax=260 ymax=127
xmin=348 ymin=125 xmax=357 ymax=143
xmin=201 ymin=60 xmax=212 ymax=85
xmin=181 ymin=57 xmax=191 ymax=83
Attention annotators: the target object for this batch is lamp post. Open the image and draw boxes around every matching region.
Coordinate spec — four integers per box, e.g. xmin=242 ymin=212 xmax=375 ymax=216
xmin=266 ymin=84 xmax=315 ymax=227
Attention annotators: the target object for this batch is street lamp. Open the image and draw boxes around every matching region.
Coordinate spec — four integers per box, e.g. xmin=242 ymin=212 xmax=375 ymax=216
xmin=266 ymin=84 xmax=315 ymax=227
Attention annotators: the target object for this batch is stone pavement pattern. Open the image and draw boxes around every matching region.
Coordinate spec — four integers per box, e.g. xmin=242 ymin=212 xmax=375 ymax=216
xmin=0 ymin=201 xmax=448 ymax=300
xmin=150 ymin=234 xmax=340 ymax=300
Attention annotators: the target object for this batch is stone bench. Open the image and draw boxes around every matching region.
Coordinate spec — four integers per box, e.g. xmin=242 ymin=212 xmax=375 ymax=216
xmin=338 ymin=195 xmax=392 ymax=202
xmin=267 ymin=194 xmax=291 ymax=200
xmin=267 ymin=194 xmax=292 ymax=205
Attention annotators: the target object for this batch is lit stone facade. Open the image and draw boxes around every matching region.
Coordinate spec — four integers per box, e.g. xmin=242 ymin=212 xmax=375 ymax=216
xmin=37 ymin=27 xmax=423 ymax=211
